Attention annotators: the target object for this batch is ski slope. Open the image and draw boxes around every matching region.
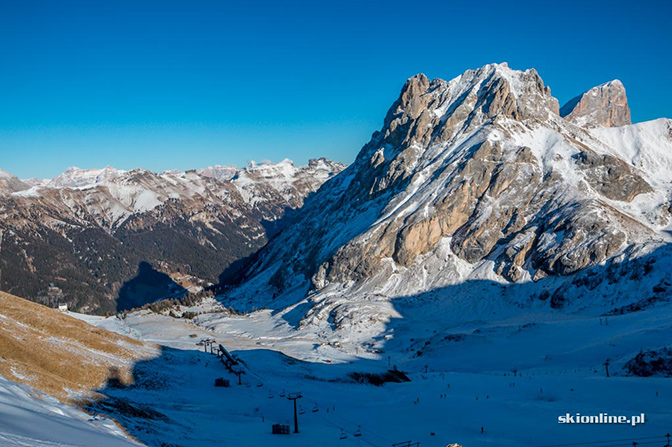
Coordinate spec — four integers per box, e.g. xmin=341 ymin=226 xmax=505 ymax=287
xmin=0 ymin=376 xmax=141 ymax=447
xmin=69 ymin=295 xmax=672 ymax=447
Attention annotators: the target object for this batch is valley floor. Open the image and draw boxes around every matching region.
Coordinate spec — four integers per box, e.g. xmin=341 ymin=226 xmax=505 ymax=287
xmin=61 ymin=296 xmax=672 ymax=447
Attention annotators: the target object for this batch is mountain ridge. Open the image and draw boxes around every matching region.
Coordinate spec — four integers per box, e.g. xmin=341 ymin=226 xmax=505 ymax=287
xmin=221 ymin=63 xmax=672 ymax=344
xmin=0 ymin=158 xmax=345 ymax=313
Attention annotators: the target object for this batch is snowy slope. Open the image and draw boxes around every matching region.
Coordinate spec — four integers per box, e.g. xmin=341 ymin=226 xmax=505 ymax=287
xmin=0 ymin=291 xmax=158 ymax=446
xmin=589 ymin=118 xmax=672 ymax=186
xmin=71 ymin=289 xmax=672 ymax=447
xmin=0 ymin=376 xmax=141 ymax=447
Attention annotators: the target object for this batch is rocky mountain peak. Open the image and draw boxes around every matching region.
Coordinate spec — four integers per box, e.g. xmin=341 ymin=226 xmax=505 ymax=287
xmin=0 ymin=169 xmax=29 ymax=194
xmin=352 ymin=64 xmax=562 ymax=202
xmin=196 ymin=164 xmax=238 ymax=181
xmin=377 ymin=63 xmax=559 ymax=155
xmin=560 ymin=79 xmax=631 ymax=127
xmin=307 ymin=157 xmax=343 ymax=169
xmin=224 ymin=63 xmax=671 ymax=331
xmin=47 ymin=165 xmax=127 ymax=188
xmin=384 ymin=63 xmax=559 ymax=131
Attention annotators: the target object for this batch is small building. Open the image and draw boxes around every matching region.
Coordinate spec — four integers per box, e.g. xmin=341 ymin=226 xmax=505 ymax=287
xmin=214 ymin=377 xmax=230 ymax=387
xmin=57 ymin=303 xmax=68 ymax=312
xmin=272 ymin=424 xmax=290 ymax=435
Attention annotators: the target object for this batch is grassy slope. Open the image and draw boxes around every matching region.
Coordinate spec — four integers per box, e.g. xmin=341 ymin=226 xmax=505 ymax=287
xmin=0 ymin=291 xmax=158 ymax=402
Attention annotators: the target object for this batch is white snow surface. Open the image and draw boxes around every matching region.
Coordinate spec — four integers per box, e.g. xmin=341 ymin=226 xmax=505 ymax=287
xmin=589 ymin=118 xmax=672 ymax=186
xmin=0 ymin=376 xmax=140 ymax=447
xmin=59 ymin=284 xmax=672 ymax=447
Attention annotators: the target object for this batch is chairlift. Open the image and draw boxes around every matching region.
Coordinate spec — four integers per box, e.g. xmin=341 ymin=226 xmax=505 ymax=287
xmin=339 ymin=428 xmax=348 ymax=440
xmin=268 ymin=391 xmax=274 ymax=399
xmin=354 ymin=426 xmax=362 ymax=437
xmin=279 ymin=389 xmax=286 ymax=397
xmin=257 ymin=382 xmax=263 ymax=388
xmin=299 ymin=405 xmax=305 ymax=415
xmin=312 ymin=403 xmax=319 ymax=413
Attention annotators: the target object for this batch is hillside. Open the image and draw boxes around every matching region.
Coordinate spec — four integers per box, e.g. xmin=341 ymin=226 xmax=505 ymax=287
xmin=0 ymin=158 xmax=344 ymax=313
xmin=0 ymin=290 xmax=160 ymax=446
xmin=0 ymin=290 xmax=158 ymax=401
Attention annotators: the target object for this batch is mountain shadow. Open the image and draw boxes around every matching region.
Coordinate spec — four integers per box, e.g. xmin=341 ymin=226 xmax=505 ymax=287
xmin=215 ymin=189 xmax=322 ymax=291
xmin=84 ymin=344 xmax=392 ymax=447
xmin=116 ymin=262 xmax=187 ymax=312
xmin=87 ymin=245 xmax=672 ymax=446
xmin=268 ymin=242 xmax=672 ymax=338
xmin=216 ymin=253 xmax=260 ymax=290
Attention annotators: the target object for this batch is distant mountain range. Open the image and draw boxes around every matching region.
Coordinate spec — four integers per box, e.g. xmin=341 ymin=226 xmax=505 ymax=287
xmin=0 ymin=158 xmax=345 ymax=313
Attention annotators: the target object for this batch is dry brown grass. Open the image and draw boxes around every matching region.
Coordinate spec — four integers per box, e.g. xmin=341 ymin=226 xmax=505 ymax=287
xmin=0 ymin=291 xmax=159 ymax=403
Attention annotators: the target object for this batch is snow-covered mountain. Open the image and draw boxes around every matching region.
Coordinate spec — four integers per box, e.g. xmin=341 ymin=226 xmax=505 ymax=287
xmin=224 ymin=63 xmax=672 ymax=344
xmin=45 ymin=166 xmax=128 ymax=189
xmin=226 ymin=158 xmax=348 ymax=209
xmin=2 ymin=63 xmax=670 ymax=447
xmin=0 ymin=159 xmax=344 ymax=313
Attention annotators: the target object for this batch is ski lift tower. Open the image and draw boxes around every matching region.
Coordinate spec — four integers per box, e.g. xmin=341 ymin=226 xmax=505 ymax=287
xmin=286 ymin=392 xmax=303 ymax=433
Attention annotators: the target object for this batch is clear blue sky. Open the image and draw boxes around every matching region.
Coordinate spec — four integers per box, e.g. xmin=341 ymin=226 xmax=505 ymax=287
xmin=1 ymin=0 xmax=670 ymax=179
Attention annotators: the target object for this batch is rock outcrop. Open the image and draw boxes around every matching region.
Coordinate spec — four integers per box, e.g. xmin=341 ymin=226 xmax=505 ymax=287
xmin=624 ymin=347 xmax=672 ymax=377
xmin=560 ymin=80 xmax=631 ymax=127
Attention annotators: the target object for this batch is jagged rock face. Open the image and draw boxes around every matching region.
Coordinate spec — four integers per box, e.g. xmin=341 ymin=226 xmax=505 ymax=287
xmin=573 ymin=149 xmax=653 ymax=201
xmin=227 ymin=63 xmax=672 ymax=324
xmin=0 ymin=159 xmax=344 ymax=313
xmin=560 ymin=80 xmax=631 ymax=127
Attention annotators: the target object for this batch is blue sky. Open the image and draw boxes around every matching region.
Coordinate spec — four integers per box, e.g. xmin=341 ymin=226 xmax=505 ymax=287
xmin=0 ymin=0 xmax=670 ymax=179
